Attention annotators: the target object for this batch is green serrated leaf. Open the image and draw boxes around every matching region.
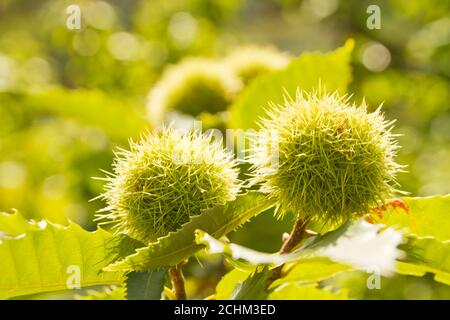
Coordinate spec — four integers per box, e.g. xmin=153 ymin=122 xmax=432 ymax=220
xmin=268 ymin=283 xmax=349 ymax=300
xmin=106 ymin=234 xmax=146 ymax=265
xmin=196 ymin=229 xmax=295 ymax=265
xmin=271 ymin=258 xmax=352 ymax=288
xmin=125 ymin=269 xmax=167 ymax=300
xmin=374 ymin=195 xmax=450 ymax=241
xmin=104 ymin=192 xmax=275 ymax=272
xmin=0 ymin=211 xmax=41 ymax=236
xmin=0 ymin=221 xmax=123 ymax=299
xmin=224 ymin=256 xmax=257 ymax=272
xmin=397 ymin=236 xmax=450 ymax=285
xmin=300 ymin=219 xmax=404 ymax=275
xmin=197 ymin=219 xmax=403 ymax=275
xmin=215 ymin=268 xmax=254 ymax=300
xmin=324 ymin=270 xmax=450 ymax=300
xmin=230 ymin=267 xmax=271 ymax=300
xmin=229 ymin=40 xmax=354 ymax=130
xmin=75 ymin=286 xmax=125 ymax=300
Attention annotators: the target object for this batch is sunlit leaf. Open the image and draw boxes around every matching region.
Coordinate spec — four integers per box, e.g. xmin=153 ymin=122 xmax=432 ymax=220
xmin=125 ymin=269 xmax=167 ymax=300
xmin=324 ymin=270 xmax=450 ymax=300
xmin=75 ymin=286 xmax=125 ymax=300
xmin=0 ymin=220 xmax=123 ymax=299
xmin=397 ymin=236 xmax=450 ymax=285
xmin=271 ymin=258 xmax=351 ymax=288
xmin=215 ymin=268 xmax=253 ymax=300
xmin=374 ymin=195 xmax=450 ymax=241
xmin=196 ymin=229 xmax=292 ymax=265
xmin=268 ymin=283 xmax=349 ymax=300
xmin=0 ymin=211 xmax=41 ymax=237
xmin=230 ymin=267 xmax=271 ymax=300
xmin=197 ymin=219 xmax=404 ymax=275
xmin=104 ymin=192 xmax=275 ymax=272
xmin=229 ymin=40 xmax=354 ymax=129
xmin=106 ymin=234 xmax=146 ymax=265
xmin=303 ymin=220 xmax=404 ymax=275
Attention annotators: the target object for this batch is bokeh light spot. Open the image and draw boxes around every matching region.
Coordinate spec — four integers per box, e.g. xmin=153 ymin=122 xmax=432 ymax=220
xmin=0 ymin=161 xmax=27 ymax=189
xmin=361 ymin=42 xmax=391 ymax=72
xmin=168 ymin=12 xmax=198 ymax=49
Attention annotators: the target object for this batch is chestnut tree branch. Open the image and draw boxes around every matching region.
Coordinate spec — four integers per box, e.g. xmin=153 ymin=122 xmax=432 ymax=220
xmin=268 ymin=217 xmax=310 ymax=284
xmin=169 ymin=263 xmax=187 ymax=300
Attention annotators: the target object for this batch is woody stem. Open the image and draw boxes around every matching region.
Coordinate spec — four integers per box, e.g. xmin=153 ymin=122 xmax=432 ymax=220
xmin=268 ymin=217 xmax=310 ymax=284
xmin=169 ymin=263 xmax=187 ymax=300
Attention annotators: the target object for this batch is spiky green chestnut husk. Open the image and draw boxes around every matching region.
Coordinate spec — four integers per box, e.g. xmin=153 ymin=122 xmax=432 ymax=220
xmin=250 ymin=91 xmax=403 ymax=224
xmin=147 ymin=58 xmax=242 ymax=125
xmin=99 ymin=128 xmax=241 ymax=243
xmin=224 ymin=46 xmax=290 ymax=84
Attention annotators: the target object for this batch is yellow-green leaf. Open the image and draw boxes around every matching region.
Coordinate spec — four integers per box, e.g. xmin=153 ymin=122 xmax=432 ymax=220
xmin=0 ymin=221 xmax=123 ymax=299
xmin=215 ymin=268 xmax=253 ymax=300
xmin=268 ymin=283 xmax=349 ymax=300
xmin=197 ymin=219 xmax=404 ymax=275
xmin=375 ymin=195 xmax=450 ymax=241
xmin=229 ymin=39 xmax=354 ymax=130
xmin=398 ymin=235 xmax=450 ymax=285
xmin=0 ymin=211 xmax=40 ymax=236
xmin=271 ymin=257 xmax=351 ymax=288
xmin=104 ymin=192 xmax=275 ymax=272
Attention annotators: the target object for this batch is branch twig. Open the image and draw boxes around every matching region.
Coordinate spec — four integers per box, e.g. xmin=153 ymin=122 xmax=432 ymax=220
xmin=268 ymin=217 xmax=310 ymax=284
xmin=169 ymin=263 xmax=187 ymax=300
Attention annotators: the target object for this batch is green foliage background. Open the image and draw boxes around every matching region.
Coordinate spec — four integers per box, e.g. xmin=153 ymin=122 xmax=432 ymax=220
xmin=0 ymin=0 xmax=449 ymax=300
